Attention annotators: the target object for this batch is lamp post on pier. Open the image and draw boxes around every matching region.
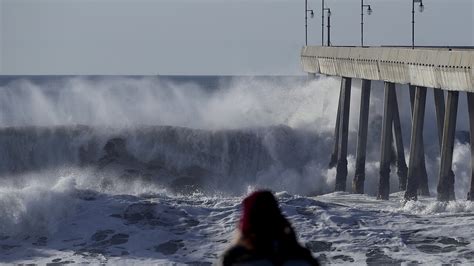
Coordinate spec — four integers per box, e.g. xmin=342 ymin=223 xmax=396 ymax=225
xmin=321 ymin=0 xmax=326 ymax=46
xmin=305 ymin=0 xmax=315 ymax=46
xmin=412 ymin=0 xmax=425 ymax=49
xmin=324 ymin=7 xmax=331 ymax=46
xmin=361 ymin=1 xmax=373 ymax=47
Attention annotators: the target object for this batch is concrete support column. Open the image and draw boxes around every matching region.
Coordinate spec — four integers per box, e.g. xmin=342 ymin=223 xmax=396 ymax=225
xmin=391 ymin=89 xmax=408 ymax=191
xmin=329 ymin=90 xmax=342 ymax=168
xmin=335 ymin=77 xmax=352 ymax=192
xmin=433 ymin=88 xmax=446 ymax=148
xmin=353 ymin=79 xmax=371 ymax=194
xmin=467 ymin=92 xmax=474 ymax=201
xmin=378 ymin=82 xmax=395 ymax=200
xmin=405 ymin=86 xmax=427 ymax=201
xmin=409 ymin=86 xmax=430 ymax=196
xmin=433 ymin=88 xmax=457 ymax=197
xmin=437 ymin=91 xmax=459 ymax=201
xmin=433 ymin=89 xmax=454 ymax=198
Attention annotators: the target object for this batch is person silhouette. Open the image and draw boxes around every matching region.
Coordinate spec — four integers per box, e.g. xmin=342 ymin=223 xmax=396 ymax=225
xmin=220 ymin=190 xmax=320 ymax=266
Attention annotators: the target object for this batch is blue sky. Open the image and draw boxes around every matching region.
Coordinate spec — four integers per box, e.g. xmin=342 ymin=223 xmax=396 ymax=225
xmin=1 ymin=0 xmax=473 ymax=75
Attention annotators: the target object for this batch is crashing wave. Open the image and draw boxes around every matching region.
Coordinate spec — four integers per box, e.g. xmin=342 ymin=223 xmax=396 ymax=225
xmin=0 ymin=125 xmax=333 ymax=195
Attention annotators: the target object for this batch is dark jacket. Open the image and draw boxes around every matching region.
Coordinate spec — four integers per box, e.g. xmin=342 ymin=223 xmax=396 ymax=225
xmin=220 ymin=242 xmax=320 ymax=266
xmin=221 ymin=191 xmax=320 ymax=266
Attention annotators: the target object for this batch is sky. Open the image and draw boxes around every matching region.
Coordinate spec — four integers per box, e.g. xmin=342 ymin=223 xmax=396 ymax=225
xmin=1 ymin=0 xmax=473 ymax=75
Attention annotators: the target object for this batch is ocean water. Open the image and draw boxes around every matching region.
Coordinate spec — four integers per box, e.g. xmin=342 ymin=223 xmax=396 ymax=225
xmin=0 ymin=75 xmax=473 ymax=265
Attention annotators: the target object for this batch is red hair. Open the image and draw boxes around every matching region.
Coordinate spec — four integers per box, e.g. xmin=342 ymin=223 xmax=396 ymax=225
xmin=238 ymin=190 xmax=296 ymax=252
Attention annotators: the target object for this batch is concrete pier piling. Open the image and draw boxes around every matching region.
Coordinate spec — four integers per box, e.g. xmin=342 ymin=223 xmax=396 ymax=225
xmin=335 ymin=77 xmax=352 ymax=192
xmin=405 ymin=86 xmax=427 ymax=201
xmin=409 ymin=86 xmax=430 ymax=196
xmin=391 ymin=89 xmax=408 ymax=191
xmin=329 ymin=93 xmax=342 ymax=168
xmin=437 ymin=91 xmax=459 ymax=201
xmin=433 ymin=89 xmax=446 ymax=148
xmin=301 ymin=46 xmax=474 ymax=201
xmin=378 ymin=82 xmax=395 ymax=200
xmin=433 ymin=88 xmax=457 ymax=198
xmin=467 ymin=92 xmax=474 ymax=201
xmin=353 ymin=79 xmax=371 ymax=194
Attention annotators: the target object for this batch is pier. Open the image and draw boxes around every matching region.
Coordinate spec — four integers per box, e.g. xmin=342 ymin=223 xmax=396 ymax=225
xmin=301 ymin=46 xmax=474 ymax=201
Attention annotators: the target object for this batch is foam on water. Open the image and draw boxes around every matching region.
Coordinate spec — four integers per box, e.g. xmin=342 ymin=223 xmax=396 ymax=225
xmin=400 ymin=198 xmax=474 ymax=215
xmin=1 ymin=178 xmax=473 ymax=265
xmin=0 ymin=76 xmax=473 ymax=264
xmin=0 ymin=175 xmax=78 ymax=236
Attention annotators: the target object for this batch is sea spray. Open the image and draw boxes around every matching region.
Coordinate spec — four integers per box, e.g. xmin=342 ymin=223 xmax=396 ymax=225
xmin=0 ymin=75 xmax=473 ymax=264
xmin=0 ymin=174 xmax=78 ymax=235
xmin=0 ymin=75 xmax=472 ymax=197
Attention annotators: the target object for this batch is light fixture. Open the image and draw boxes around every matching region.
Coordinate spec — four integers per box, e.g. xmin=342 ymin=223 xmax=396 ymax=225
xmin=367 ymin=6 xmax=373 ymax=15
xmin=304 ymin=0 xmax=315 ymax=46
xmin=418 ymin=2 xmax=425 ymax=12
xmin=412 ymin=0 xmax=426 ymax=49
xmin=361 ymin=1 xmax=374 ymax=46
xmin=323 ymin=7 xmax=332 ymax=46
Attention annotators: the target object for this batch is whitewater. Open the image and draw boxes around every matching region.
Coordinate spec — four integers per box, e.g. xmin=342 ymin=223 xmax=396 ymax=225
xmin=0 ymin=76 xmax=473 ymax=265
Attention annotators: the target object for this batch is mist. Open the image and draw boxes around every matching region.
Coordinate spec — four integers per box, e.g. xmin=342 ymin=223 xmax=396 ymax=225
xmin=0 ymin=76 xmax=471 ymax=199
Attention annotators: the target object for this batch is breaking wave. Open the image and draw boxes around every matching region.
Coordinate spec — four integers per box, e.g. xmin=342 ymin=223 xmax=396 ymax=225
xmin=0 ymin=75 xmax=472 ymax=240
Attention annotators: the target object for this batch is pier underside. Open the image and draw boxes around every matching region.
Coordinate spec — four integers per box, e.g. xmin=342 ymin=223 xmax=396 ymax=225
xmin=303 ymin=46 xmax=474 ymax=201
